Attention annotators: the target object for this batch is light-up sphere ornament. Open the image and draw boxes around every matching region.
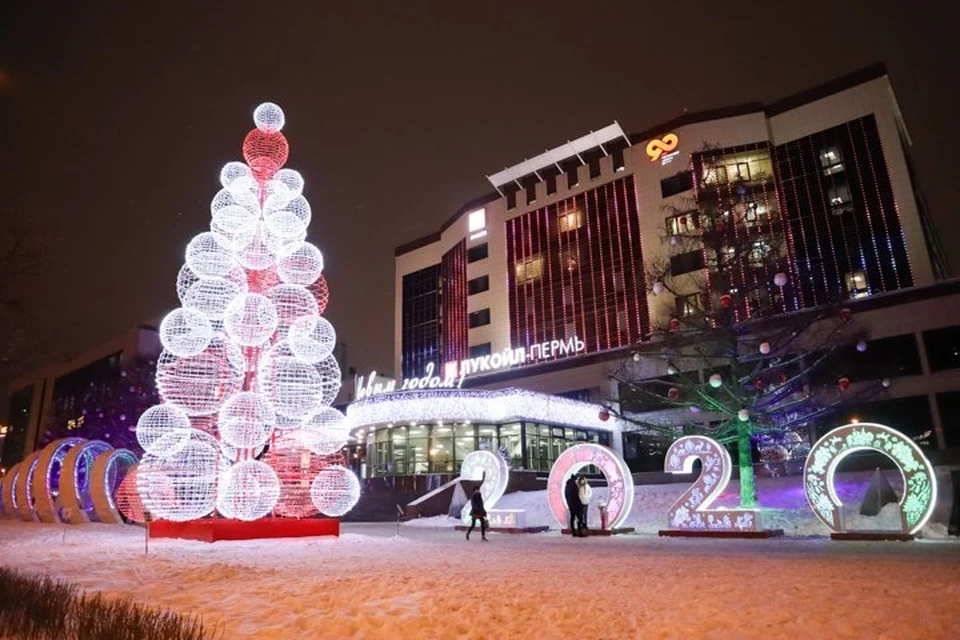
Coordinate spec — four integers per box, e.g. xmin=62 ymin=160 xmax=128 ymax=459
xmin=652 ymin=281 xmax=665 ymax=296
xmin=263 ymin=430 xmax=325 ymax=518
xmin=220 ymin=161 xmax=253 ymax=188
xmin=459 ymin=450 xmax=509 ymax=523
xmin=90 ymin=448 xmax=139 ymax=524
xmin=236 ymin=225 xmax=279 ymax=271
xmin=708 ymin=373 xmax=722 ymax=388
xmin=759 ymin=341 xmax=771 ymax=355
xmin=30 ymin=438 xmax=83 ymax=523
xmin=185 ymin=232 xmax=237 ymax=277
xmin=274 ymin=168 xmax=303 ymax=198
xmin=856 ymin=340 xmax=868 ymax=353
xmin=737 ymin=409 xmax=750 ymax=421
xmin=137 ymin=430 xmax=223 ymax=522
xmin=803 ymin=422 xmax=937 ymax=534
xmin=308 ymin=274 xmax=330 ymax=315
xmin=774 ymin=272 xmax=788 ymax=287
xmin=288 ymin=315 xmax=336 ymax=363
xmin=184 ymin=276 xmax=246 ymax=321
xmin=243 ymin=122 xmax=289 ymax=181
xmin=267 ymin=284 xmax=318 ymax=337
xmin=223 ymin=293 xmax=279 ymax=346
xmin=253 ymin=102 xmax=285 ymax=132
xmin=257 ymin=341 xmax=325 ymax=419
xmin=278 ymin=242 xmax=324 ymax=285
xmin=217 ymin=460 xmax=281 ymax=521
xmin=301 ymin=407 xmax=350 ymax=454
xmin=310 ymin=465 xmax=361 ymax=517
xmin=217 ymin=391 xmax=276 ymax=449
xmin=211 ymin=205 xmax=258 ymax=252
xmin=159 ymin=307 xmax=213 ymax=357
xmin=156 ymin=338 xmax=246 ymax=416
xmin=211 ymin=186 xmax=258 ymax=218
xmin=265 ymin=196 xmax=311 ymax=240
xmin=664 ymin=435 xmax=758 ymax=531
xmin=115 ymin=464 xmax=146 ymax=524
xmin=547 ymin=444 xmax=633 ymax=530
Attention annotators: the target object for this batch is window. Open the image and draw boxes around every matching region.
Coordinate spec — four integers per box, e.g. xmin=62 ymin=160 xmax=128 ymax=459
xmin=468 ymin=209 xmax=486 ymax=233
xmin=819 ymin=147 xmax=845 ymax=176
xmin=468 ymin=308 xmax=491 ymax=328
xmin=558 ymin=207 xmax=584 ymax=232
xmin=844 ymin=270 xmax=869 ymax=298
xmin=670 ymin=250 xmax=705 ymax=276
xmin=467 ymin=243 xmax=488 ymax=263
xmin=525 ymin=181 xmax=537 ymax=205
xmin=665 ymin=212 xmax=699 ymax=236
xmin=828 ymin=183 xmax=854 ymax=215
xmin=567 ymin=166 xmax=580 ymax=189
xmin=700 ymin=151 xmax=773 ymax=186
xmin=747 ymin=241 xmax=771 ymax=266
xmin=469 ymin=342 xmax=492 ymax=358
xmin=506 ymin=189 xmax=517 ymax=210
xmin=675 ymin=294 xmax=700 ymax=318
xmin=515 ymin=255 xmax=543 ymax=283
xmin=587 ymin=153 xmax=602 ymax=179
xmin=660 ymin=170 xmax=694 ymax=198
xmin=743 ymin=201 xmax=760 ymax=226
xmin=561 ymin=247 xmax=579 ymax=273
xmin=468 ymin=275 xmax=489 ymax=296
xmin=924 ymin=325 xmax=960 ymax=372
xmin=612 ymin=147 xmax=625 ymax=172
xmin=546 ymin=173 xmax=557 ymax=195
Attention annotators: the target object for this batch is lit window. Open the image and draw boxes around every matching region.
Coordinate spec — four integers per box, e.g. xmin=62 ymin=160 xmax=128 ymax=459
xmin=666 ymin=212 xmax=699 ymax=236
xmin=845 ymin=271 xmax=869 ymax=298
xmin=743 ymin=202 xmax=760 ymax=226
xmin=820 ymin=147 xmax=845 ymax=176
xmin=828 ymin=184 xmax=853 ymax=215
xmin=676 ymin=294 xmax=700 ymax=318
xmin=747 ymin=241 xmax=771 ymax=266
xmin=558 ymin=207 xmax=584 ymax=232
xmin=565 ymin=322 xmax=577 ymax=339
xmin=561 ymin=247 xmax=579 ymax=273
xmin=468 ymin=209 xmax=486 ymax=233
xmin=516 ymin=256 xmax=543 ymax=283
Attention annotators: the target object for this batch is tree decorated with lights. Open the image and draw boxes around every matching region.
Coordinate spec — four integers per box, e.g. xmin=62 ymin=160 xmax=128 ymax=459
xmin=135 ymin=103 xmax=360 ymax=522
xmin=614 ymin=144 xmax=885 ymax=508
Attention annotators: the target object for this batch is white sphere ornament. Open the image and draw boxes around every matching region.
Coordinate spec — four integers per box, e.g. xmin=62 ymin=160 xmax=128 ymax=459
xmin=774 ymin=272 xmax=788 ymax=287
xmin=137 ymin=430 xmax=223 ymax=522
xmin=274 ymin=168 xmax=304 ymax=199
xmin=257 ymin=342 xmax=325 ymax=419
xmin=211 ymin=205 xmax=258 ymax=252
xmin=186 ymin=232 xmax=237 ymax=277
xmin=223 ymin=293 xmax=279 ymax=346
xmin=737 ymin=409 xmax=750 ymax=421
xmin=652 ymin=281 xmax=665 ymax=296
xmin=288 ymin=315 xmax=336 ymax=363
xmin=136 ymin=403 xmax=193 ymax=454
xmin=709 ymin=373 xmax=723 ymax=388
xmin=159 ymin=307 xmax=213 ymax=357
xmin=278 ymin=242 xmax=324 ymax=285
xmin=184 ymin=276 xmax=246 ymax=321
xmin=218 ymin=392 xmax=276 ymax=449
xmin=310 ymin=465 xmax=360 ymax=517
xmin=856 ymin=340 xmax=868 ymax=353
xmin=156 ymin=338 xmax=246 ymax=416
xmin=267 ymin=284 xmax=319 ymax=338
xmin=217 ymin=460 xmax=281 ymax=521
xmin=236 ymin=225 xmax=279 ymax=271
xmin=211 ymin=186 xmax=258 ymax=217
xmin=219 ymin=162 xmax=253 ymax=189
xmin=667 ymin=365 xmax=678 ymax=375
xmin=301 ymin=407 xmax=350 ymax=455
xmin=254 ymin=102 xmax=285 ymax=132
xmin=759 ymin=342 xmax=771 ymax=355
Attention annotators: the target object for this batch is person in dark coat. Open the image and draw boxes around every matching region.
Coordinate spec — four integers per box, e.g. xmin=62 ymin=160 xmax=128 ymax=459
xmin=465 ymin=486 xmax=488 ymax=541
xmin=565 ymin=475 xmax=584 ymax=537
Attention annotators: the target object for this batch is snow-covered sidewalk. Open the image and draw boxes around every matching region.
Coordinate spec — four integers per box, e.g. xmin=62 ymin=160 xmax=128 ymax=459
xmin=1 ymin=515 xmax=959 ymax=639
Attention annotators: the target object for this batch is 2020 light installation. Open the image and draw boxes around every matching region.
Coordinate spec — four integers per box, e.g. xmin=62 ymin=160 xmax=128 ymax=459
xmin=136 ymin=103 xmax=359 ymax=522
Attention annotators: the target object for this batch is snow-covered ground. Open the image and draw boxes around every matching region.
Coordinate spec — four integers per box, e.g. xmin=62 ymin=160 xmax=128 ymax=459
xmin=408 ymin=469 xmax=956 ymax=538
xmin=0 ymin=469 xmax=958 ymax=639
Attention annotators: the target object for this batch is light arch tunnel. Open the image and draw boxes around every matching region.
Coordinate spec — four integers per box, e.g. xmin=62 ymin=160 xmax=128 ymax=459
xmin=0 ymin=437 xmax=138 ymax=525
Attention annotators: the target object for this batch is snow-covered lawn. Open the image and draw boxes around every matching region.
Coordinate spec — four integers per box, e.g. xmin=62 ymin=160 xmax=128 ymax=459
xmin=0 ymin=470 xmax=957 ymax=639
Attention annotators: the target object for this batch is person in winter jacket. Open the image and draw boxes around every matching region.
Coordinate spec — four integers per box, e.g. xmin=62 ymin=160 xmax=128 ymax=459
xmin=565 ymin=475 xmax=583 ymax=536
xmin=576 ymin=476 xmax=593 ymax=532
xmin=465 ymin=486 xmax=488 ymax=541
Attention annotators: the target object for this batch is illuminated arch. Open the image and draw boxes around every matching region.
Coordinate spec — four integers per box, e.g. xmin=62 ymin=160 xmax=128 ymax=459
xmin=14 ymin=451 xmax=41 ymax=521
xmin=1 ymin=462 xmax=21 ymax=518
xmin=804 ymin=422 xmax=937 ymax=535
xmin=30 ymin=438 xmax=84 ymax=523
xmin=458 ymin=450 xmax=509 ymax=523
xmin=663 ymin=435 xmax=758 ymax=532
xmin=91 ymin=449 xmax=139 ymax=524
xmin=60 ymin=440 xmax=113 ymax=524
xmin=547 ymin=444 xmax=633 ymax=530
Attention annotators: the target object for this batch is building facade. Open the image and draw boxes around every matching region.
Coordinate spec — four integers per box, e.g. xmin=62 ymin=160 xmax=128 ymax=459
xmin=393 ymin=64 xmax=958 ymax=471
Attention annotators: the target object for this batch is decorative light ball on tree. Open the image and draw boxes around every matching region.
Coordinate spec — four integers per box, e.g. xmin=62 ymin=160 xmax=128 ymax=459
xmin=184 ymin=276 xmax=246 ymax=321
xmin=156 ymin=338 xmax=246 ymax=416
xmin=882 ymin=378 xmax=891 ymax=388
xmin=632 ymin=352 xmax=641 ymax=362
xmin=651 ymin=281 xmax=665 ymax=296
xmin=737 ymin=409 xmax=750 ymax=421
xmin=667 ymin=387 xmax=680 ymax=400
xmin=210 ymin=186 xmax=258 ymax=218
xmin=219 ymin=161 xmax=253 ymax=188
xmin=218 ymin=392 xmax=276 ymax=449
xmin=235 ymin=225 xmax=280 ymax=271
xmin=253 ymin=102 xmax=285 ymax=132
xmin=267 ymin=283 xmax=319 ymax=338
xmin=669 ymin=317 xmax=680 ymax=331
xmin=837 ymin=376 xmax=851 ymax=391
xmin=856 ymin=339 xmax=868 ymax=353
xmin=720 ymin=293 xmax=733 ymax=308
xmin=136 ymin=403 xmax=192 ymax=454
xmin=185 ymin=232 xmax=237 ymax=277
xmin=278 ymin=242 xmax=324 ymax=285
xmin=288 ymin=315 xmax=336 ymax=363
xmin=689 ymin=406 xmax=700 ymax=413
xmin=759 ymin=341 xmax=771 ymax=355
xmin=274 ymin=168 xmax=303 ymax=198
xmin=667 ymin=365 xmax=677 ymax=375
xmin=217 ymin=459 xmax=281 ymax=521
xmin=709 ymin=373 xmax=723 ymax=388
xmin=243 ymin=126 xmax=289 ymax=181
xmin=310 ymin=465 xmax=361 ymax=517
xmin=257 ymin=341 xmax=326 ymax=419
xmin=308 ymin=275 xmax=330 ymax=315
xmin=223 ymin=293 xmax=279 ymax=346
xmin=159 ymin=307 xmax=213 ymax=357
xmin=754 ymin=379 xmax=766 ymax=391
xmin=211 ymin=205 xmax=258 ymax=252
xmin=301 ymin=408 xmax=350 ymax=455
xmin=265 ymin=431 xmax=325 ymax=518
xmin=137 ymin=430 xmax=223 ymax=522
xmin=839 ymin=307 xmax=852 ymax=322
xmin=598 ymin=409 xmax=610 ymax=422
xmin=773 ymin=272 xmax=788 ymax=287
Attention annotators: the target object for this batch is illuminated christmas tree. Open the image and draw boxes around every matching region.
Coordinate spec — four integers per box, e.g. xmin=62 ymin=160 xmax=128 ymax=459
xmin=136 ymin=103 xmax=360 ymax=522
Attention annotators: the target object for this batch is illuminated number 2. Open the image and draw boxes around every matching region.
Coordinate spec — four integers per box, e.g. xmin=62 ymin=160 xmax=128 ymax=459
xmin=804 ymin=422 xmax=937 ymax=534
xmin=664 ymin=436 xmax=758 ymax=532
xmin=459 ymin=450 xmax=509 ymax=522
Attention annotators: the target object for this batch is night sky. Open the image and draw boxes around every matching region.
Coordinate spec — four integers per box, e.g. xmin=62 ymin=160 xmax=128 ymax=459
xmin=0 ymin=2 xmax=957 ymax=392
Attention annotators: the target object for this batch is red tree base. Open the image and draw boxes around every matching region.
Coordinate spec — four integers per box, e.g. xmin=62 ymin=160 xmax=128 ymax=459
xmin=149 ymin=517 xmax=340 ymax=542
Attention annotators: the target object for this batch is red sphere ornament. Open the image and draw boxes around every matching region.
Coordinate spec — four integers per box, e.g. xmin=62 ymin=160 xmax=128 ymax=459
xmin=839 ymin=307 xmax=852 ymax=323
xmin=669 ymin=317 xmax=680 ymax=331
xmin=778 ymin=372 xmax=788 ymax=384
xmin=714 ymin=220 xmax=725 ymax=233
xmin=754 ymin=379 xmax=765 ymax=391
xmin=837 ymin=376 xmax=851 ymax=391
xmin=243 ymin=129 xmax=290 ymax=181
xmin=598 ymin=409 xmax=610 ymax=422
xmin=667 ymin=387 xmax=680 ymax=400
xmin=308 ymin=274 xmax=330 ymax=315
xmin=720 ymin=293 xmax=732 ymax=308
xmin=679 ymin=216 xmax=687 ymax=226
